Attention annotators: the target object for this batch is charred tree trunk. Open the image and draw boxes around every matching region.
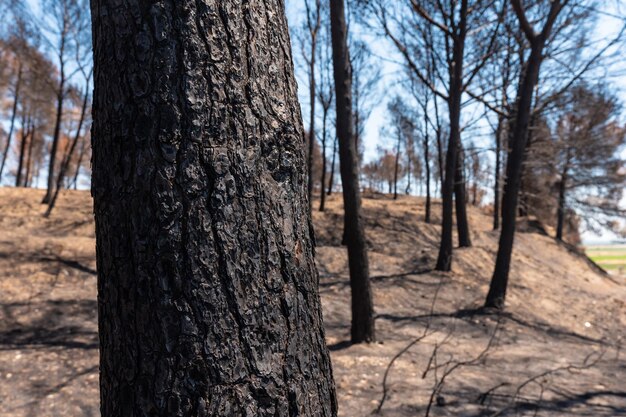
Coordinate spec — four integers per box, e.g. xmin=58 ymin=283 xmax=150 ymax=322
xmin=24 ymin=122 xmax=35 ymax=188
xmin=424 ymin=129 xmax=431 ymax=223
xmin=393 ymin=132 xmax=401 ymax=200
xmin=327 ymin=136 xmax=337 ymax=195
xmin=454 ymin=144 xmax=471 ymax=248
xmin=42 ymin=59 xmax=66 ymax=204
xmin=319 ymin=107 xmax=328 ymax=212
xmin=91 ymin=2 xmax=337 ymax=416
xmin=0 ymin=63 xmax=22 ymax=182
xmin=15 ymin=113 xmax=31 ymax=187
xmin=485 ymin=43 xmax=547 ymax=310
xmin=493 ymin=115 xmax=503 ymax=230
xmin=555 ymin=163 xmax=569 ymax=241
xmin=330 ymin=0 xmax=375 ymax=343
xmin=307 ymin=51 xmax=318 ymax=208
xmin=46 ymin=86 xmax=90 ymax=217
xmin=435 ymin=0 xmax=468 ymax=272
xmin=70 ymin=137 xmax=86 ymax=190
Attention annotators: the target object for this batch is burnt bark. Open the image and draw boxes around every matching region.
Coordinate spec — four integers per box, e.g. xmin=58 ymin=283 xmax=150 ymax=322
xmin=91 ymin=1 xmax=337 ymax=416
xmin=435 ymin=0 xmax=468 ymax=272
xmin=330 ymin=0 xmax=375 ymax=343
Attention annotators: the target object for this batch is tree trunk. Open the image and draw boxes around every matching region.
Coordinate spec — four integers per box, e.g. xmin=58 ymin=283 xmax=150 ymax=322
xmin=330 ymin=0 xmax=375 ymax=343
xmin=70 ymin=137 xmax=87 ymax=190
xmin=454 ymin=144 xmax=471 ymax=248
xmin=493 ymin=115 xmax=503 ymax=230
xmin=308 ymin=36 xmax=318 ymax=208
xmin=46 ymin=86 xmax=90 ymax=217
xmin=42 ymin=65 xmax=66 ymax=204
xmin=485 ymin=43 xmax=544 ymax=310
xmin=91 ymin=2 xmax=337 ymax=416
xmin=424 ymin=132 xmax=431 ymax=223
xmin=25 ymin=122 xmax=35 ymax=188
xmin=435 ymin=0 xmax=468 ymax=272
xmin=555 ymin=165 xmax=568 ymax=241
xmin=393 ymin=132 xmax=400 ymax=200
xmin=0 ymin=63 xmax=22 ymax=182
xmin=319 ymin=108 xmax=328 ymax=212
xmin=327 ymin=136 xmax=337 ymax=195
xmin=15 ymin=113 xmax=31 ymax=187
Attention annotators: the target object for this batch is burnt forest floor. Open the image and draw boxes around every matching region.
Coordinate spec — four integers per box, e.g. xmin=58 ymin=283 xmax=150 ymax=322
xmin=1 ymin=187 xmax=625 ymax=416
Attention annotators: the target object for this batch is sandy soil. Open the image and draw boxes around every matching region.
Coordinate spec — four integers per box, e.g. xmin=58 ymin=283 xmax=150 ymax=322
xmin=0 ymin=187 xmax=625 ymax=416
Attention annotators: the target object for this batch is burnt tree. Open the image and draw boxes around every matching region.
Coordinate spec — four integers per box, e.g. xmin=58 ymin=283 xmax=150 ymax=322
xmin=485 ymin=0 xmax=566 ymax=310
xmin=91 ymin=1 xmax=337 ymax=416
xmin=330 ymin=0 xmax=375 ymax=343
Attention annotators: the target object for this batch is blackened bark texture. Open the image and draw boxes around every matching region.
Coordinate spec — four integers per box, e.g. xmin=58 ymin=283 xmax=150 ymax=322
xmin=454 ymin=144 xmax=471 ymax=247
xmin=329 ymin=0 xmax=375 ymax=343
xmin=435 ymin=0 xmax=467 ymax=272
xmin=493 ymin=115 xmax=503 ymax=230
xmin=485 ymin=0 xmax=562 ymax=309
xmin=91 ymin=1 xmax=337 ymax=416
xmin=0 ymin=63 xmax=22 ymax=182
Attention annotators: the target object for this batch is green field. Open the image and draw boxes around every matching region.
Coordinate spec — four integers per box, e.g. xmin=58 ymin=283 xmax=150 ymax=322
xmin=585 ymin=245 xmax=626 ymax=274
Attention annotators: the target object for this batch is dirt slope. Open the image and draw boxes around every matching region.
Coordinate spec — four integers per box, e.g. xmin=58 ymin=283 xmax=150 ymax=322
xmin=0 ymin=187 xmax=624 ymax=416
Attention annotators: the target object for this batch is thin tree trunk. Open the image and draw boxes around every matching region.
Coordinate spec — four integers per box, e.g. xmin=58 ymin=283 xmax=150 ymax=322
xmin=327 ymin=136 xmax=337 ymax=195
xmin=435 ymin=0 xmax=468 ymax=272
xmin=393 ymin=132 xmax=401 ymax=200
xmin=0 ymin=63 xmax=23 ymax=182
xmin=42 ymin=66 xmax=66 ymax=204
xmin=330 ymin=0 xmax=375 ymax=343
xmin=91 ymin=2 xmax=337 ymax=415
xmin=319 ymin=108 xmax=328 ymax=212
xmin=493 ymin=115 xmax=503 ymax=230
xmin=556 ymin=163 xmax=569 ymax=241
xmin=424 ymin=120 xmax=431 ymax=223
xmin=455 ymin=144 xmax=471 ymax=248
xmin=15 ymin=112 xmax=31 ymax=187
xmin=25 ymin=122 xmax=35 ymax=188
xmin=308 ymin=46 xmax=318 ymax=208
xmin=46 ymin=86 xmax=90 ymax=217
xmin=71 ymin=137 xmax=86 ymax=190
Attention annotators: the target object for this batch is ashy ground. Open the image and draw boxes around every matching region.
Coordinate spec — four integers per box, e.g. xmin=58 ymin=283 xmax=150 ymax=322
xmin=0 ymin=188 xmax=625 ymax=416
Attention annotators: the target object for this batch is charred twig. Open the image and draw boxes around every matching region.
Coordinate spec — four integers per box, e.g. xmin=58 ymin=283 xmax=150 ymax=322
xmin=373 ymin=274 xmax=446 ymax=414
xmin=423 ymin=317 xmax=502 ymax=417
